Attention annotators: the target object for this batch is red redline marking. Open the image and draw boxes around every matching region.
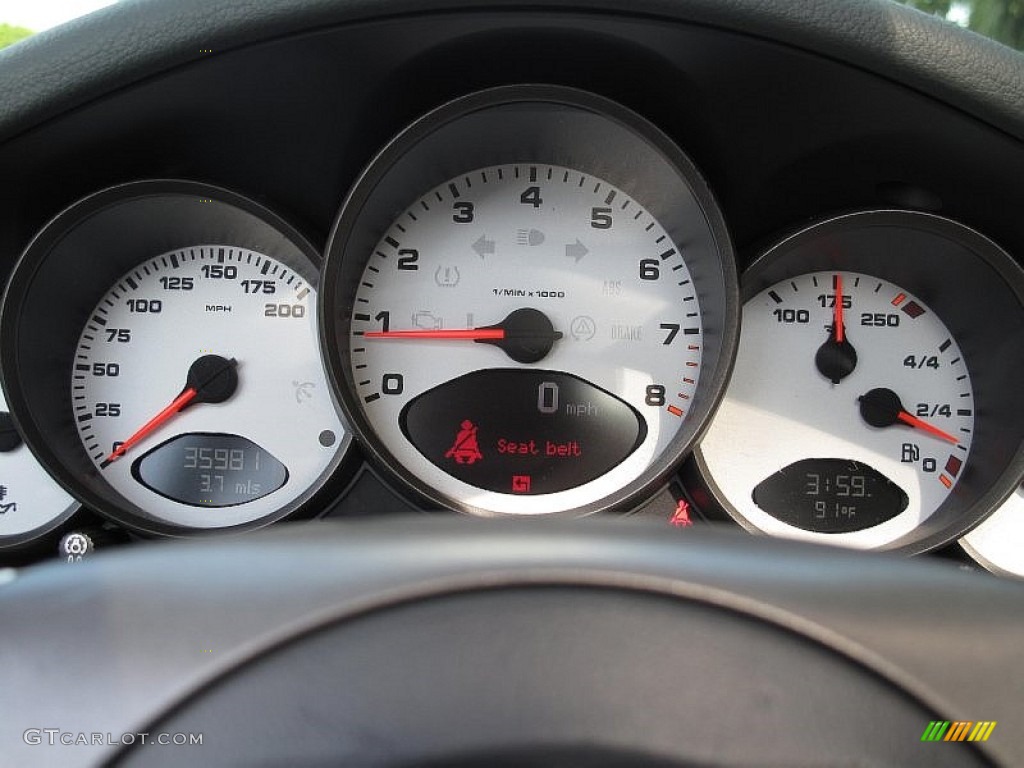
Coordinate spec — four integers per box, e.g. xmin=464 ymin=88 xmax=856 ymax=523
xmin=678 ymin=393 xmax=690 ymax=400
xmin=667 ymin=405 xmax=683 ymax=417
xmin=683 ymin=377 xmax=695 ymax=384
xmin=945 ymin=455 xmax=963 ymax=477
xmin=891 ymin=292 xmax=907 ymax=307
xmin=688 ymin=345 xmax=700 ymax=351
xmin=939 ymin=474 xmax=952 ymax=489
xmin=685 ymin=362 xmax=698 ymax=368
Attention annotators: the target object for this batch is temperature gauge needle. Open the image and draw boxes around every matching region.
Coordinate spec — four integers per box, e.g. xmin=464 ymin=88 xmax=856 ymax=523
xmin=364 ymin=307 xmax=562 ymax=363
xmin=815 ymin=273 xmax=857 ymax=384
xmin=101 ymin=355 xmax=239 ymax=467
xmin=858 ymin=387 xmax=959 ymax=444
xmin=833 ymin=273 xmax=846 ymax=343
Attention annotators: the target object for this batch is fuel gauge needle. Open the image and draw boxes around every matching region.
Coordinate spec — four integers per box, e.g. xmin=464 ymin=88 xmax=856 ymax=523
xmin=858 ymin=387 xmax=959 ymax=444
xmin=101 ymin=355 xmax=238 ymax=468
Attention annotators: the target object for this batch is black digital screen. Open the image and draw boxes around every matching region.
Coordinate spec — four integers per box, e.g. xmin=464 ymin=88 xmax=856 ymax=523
xmin=400 ymin=369 xmax=646 ymax=495
xmin=132 ymin=433 xmax=288 ymax=507
xmin=752 ymin=458 xmax=908 ymax=533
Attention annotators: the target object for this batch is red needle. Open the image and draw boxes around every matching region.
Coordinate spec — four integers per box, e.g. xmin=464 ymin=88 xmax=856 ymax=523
xmin=834 ymin=273 xmax=845 ymax=343
xmin=896 ymin=411 xmax=959 ymax=444
xmin=101 ymin=354 xmax=239 ymax=468
xmin=364 ymin=329 xmax=505 ymax=340
xmin=102 ymin=388 xmax=197 ymax=466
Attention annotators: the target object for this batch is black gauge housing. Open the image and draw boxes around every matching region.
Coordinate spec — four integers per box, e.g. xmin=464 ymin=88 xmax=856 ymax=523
xmin=688 ymin=210 xmax=1024 ymax=554
xmin=320 ymin=85 xmax=739 ymax=517
xmin=0 ymin=180 xmax=353 ymax=537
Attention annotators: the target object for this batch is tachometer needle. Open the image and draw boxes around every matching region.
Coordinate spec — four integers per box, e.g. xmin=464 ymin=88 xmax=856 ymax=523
xmin=364 ymin=329 xmax=505 ymax=340
xmin=858 ymin=387 xmax=959 ymax=444
xmin=101 ymin=355 xmax=239 ymax=467
xmin=363 ymin=308 xmax=562 ymax=363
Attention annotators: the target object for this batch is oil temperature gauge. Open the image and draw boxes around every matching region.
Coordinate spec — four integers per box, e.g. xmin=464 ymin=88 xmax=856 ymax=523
xmin=690 ymin=211 xmax=1024 ymax=553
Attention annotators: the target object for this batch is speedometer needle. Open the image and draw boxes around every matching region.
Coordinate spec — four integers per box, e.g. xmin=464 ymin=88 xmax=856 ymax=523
xmin=858 ymin=387 xmax=959 ymax=444
xmin=364 ymin=308 xmax=562 ymax=363
xmin=101 ymin=355 xmax=239 ymax=467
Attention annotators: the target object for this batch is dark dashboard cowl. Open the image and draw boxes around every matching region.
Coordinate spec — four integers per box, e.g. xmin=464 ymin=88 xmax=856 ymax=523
xmin=1 ymin=0 xmax=1023 ymax=143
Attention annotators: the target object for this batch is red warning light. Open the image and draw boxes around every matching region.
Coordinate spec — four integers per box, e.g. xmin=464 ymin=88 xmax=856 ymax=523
xmin=444 ymin=420 xmax=483 ymax=465
xmin=511 ymin=475 xmax=532 ymax=493
xmin=669 ymin=499 xmax=693 ymax=527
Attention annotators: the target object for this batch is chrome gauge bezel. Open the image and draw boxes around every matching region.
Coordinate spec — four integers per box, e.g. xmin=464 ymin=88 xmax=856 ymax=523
xmin=0 ymin=180 xmax=354 ymax=537
xmin=960 ymin=484 xmax=1024 ymax=577
xmin=320 ymin=85 xmax=739 ymax=517
xmin=689 ymin=210 xmax=1024 ymax=554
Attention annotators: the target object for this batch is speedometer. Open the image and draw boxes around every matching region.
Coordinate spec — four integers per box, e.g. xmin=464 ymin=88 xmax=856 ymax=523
xmin=1 ymin=181 xmax=353 ymax=535
xmin=321 ymin=86 xmax=738 ymax=516
xmin=72 ymin=245 xmax=341 ymax=529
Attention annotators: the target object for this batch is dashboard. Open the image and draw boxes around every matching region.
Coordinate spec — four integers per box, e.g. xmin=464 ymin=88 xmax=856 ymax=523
xmin=0 ymin=1 xmax=1023 ymax=765
xmin=0 ymin=0 xmax=1020 ymax=568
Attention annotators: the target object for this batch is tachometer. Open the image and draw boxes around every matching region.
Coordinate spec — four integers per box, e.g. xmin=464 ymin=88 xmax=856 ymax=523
xmin=321 ymin=86 xmax=738 ymax=516
xmin=1 ymin=181 xmax=352 ymax=535
xmin=688 ymin=211 xmax=1024 ymax=553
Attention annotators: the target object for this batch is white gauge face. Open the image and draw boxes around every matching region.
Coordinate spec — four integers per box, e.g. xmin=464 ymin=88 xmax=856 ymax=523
xmin=961 ymin=485 xmax=1024 ymax=577
xmin=73 ymin=246 xmax=347 ymax=528
xmin=699 ymin=271 xmax=973 ymax=548
xmin=349 ymin=164 xmax=703 ymax=515
xmin=0 ymin=388 xmax=77 ymax=542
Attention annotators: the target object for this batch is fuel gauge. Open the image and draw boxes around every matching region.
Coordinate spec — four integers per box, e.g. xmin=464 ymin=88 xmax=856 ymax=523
xmin=690 ymin=211 xmax=1024 ymax=553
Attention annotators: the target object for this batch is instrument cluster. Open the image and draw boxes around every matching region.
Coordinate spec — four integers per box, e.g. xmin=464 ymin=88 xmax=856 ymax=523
xmin=1 ymin=87 xmax=1021 ymax=575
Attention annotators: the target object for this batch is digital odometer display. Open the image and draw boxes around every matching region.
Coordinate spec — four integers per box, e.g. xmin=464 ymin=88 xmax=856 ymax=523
xmin=752 ymin=459 xmax=908 ymax=533
xmin=132 ymin=433 xmax=288 ymax=507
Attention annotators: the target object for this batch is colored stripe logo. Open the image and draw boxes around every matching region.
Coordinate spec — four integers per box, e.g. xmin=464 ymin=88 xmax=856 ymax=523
xmin=921 ymin=721 xmax=996 ymax=742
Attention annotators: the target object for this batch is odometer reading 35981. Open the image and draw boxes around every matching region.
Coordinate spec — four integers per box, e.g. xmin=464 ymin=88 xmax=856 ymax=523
xmin=349 ymin=164 xmax=704 ymax=514
xmin=73 ymin=246 xmax=346 ymax=528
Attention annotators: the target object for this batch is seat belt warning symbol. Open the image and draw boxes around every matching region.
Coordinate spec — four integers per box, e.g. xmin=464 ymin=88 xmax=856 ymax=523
xmin=445 ymin=420 xmax=483 ymax=465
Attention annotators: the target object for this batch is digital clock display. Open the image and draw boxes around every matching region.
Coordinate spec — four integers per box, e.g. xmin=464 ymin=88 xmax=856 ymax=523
xmin=752 ymin=458 xmax=908 ymax=533
xmin=132 ymin=433 xmax=288 ymax=507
